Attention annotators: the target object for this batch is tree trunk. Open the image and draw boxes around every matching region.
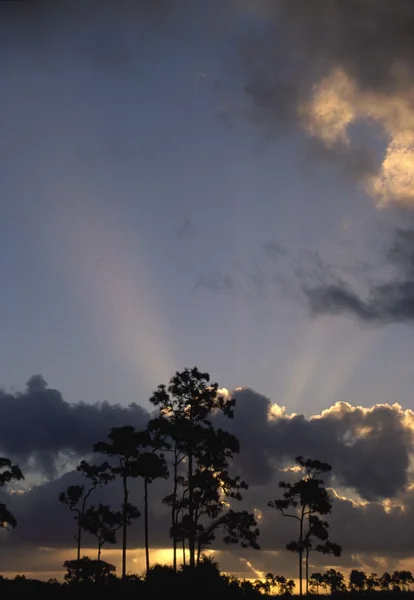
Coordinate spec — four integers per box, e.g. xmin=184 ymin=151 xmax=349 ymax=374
xmin=76 ymin=484 xmax=95 ymax=571
xmin=305 ymin=510 xmax=313 ymax=595
xmin=299 ymin=512 xmax=304 ymax=596
xmin=98 ymin=541 xmax=102 ymax=562
xmin=76 ymin=517 xmax=82 ymax=561
xmin=182 ymin=537 xmax=186 ymax=566
xmin=172 ymin=451 xmax=178 ymax=572
xmin=188 ymin=449 xmax=195 ymax=568
xmin=77 ymin=485 xmax=93 ymax=562
xmin=144 ymin=477 xmax=150 ymax=574
xmin=122 ymin=473 xmax=128 ymax=579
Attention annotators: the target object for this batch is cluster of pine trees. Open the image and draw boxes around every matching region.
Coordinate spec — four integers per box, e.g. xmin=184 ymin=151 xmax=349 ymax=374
xmin=308 ymin=569 xmax=414 ymax=594
xmin=58 ymin=367 xmax=260 ymax=578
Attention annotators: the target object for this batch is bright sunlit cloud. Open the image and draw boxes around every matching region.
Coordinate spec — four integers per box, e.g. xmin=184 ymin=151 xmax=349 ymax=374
xmin=300 ymin=67 xmax=414 ymax=206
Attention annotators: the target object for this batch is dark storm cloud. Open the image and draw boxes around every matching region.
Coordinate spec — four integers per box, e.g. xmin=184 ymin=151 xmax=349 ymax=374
xmin=306 ymin=281 xmax=414 ymax=323
xmin=2 ymin=381 xmax=414 ymax=574
xmin=228 ymin=389 xmax=413 ymax=500
xmin=2 ymin=377 xmax=412 ymax=499
xmin=0 ymin=375 xmax=149 ymax=475
xmin=305 ymin=228 xmax=414 ymax=324
xmin=242 ymin=0 xmax=414 ymax=122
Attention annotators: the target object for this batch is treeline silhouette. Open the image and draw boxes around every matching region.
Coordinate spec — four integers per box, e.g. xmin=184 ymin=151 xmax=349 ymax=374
xmin=1 ymin=564 xmax=414 ymax=599
xmin=0 ymin=367 xmax=412 ymax=597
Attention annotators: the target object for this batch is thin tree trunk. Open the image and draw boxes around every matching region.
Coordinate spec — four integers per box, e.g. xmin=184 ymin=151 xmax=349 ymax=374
xmin=98 ymin=541 xmax=102 ymax=562
xmin=182 ymin=537 xmax=186 ymax=566
xmin=77 ymin=517 xmax=82 ymax=561
xmin=305 ymin=510 xmax=313 ymax=595
xmin=299 ymin=511 xmax=304 ymax=596
xmin=172 ymin=451 xmax=178 ymax=572
xmin=73 ymin=509 xmax=83 ymax=583
xmin=76 ymin=485 xmax=95 ymax=565
xmin=122 ymin=473 xmax=128 ymax=579
xmin=188 ymin=449 xmax=195 ymax=568
xmin=144 ymin=477 xmax=150 ymax=574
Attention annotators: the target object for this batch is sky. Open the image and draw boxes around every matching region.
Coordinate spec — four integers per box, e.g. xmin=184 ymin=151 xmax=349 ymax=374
xmin=2 ymin=0 xmax=414 ymax=582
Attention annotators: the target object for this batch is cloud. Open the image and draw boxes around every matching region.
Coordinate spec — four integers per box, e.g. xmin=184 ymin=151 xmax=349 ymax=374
xmin=0 ymin=375 xmax=149 ymax=476
xmin=306 ymin=280 xmax=414 ymax=323
xmin=2 ymin=379 xmax=414 ymax=576
xmin=5 ymin=0 xmax=414 ymax=209
xmin=3 ymin=376 xmax=413 ymax=499
xmin=195 ymin=240 xmax=324 ymax=300
xmin=240 ymin=0 xmax=414 ymax=205
xmin=227 ymin=389 xmax=412 ymax=500
xmin=304 ymin=227 xmax=414 ymax=324
xmin=300 ymin=68 xmax=414 ymax=206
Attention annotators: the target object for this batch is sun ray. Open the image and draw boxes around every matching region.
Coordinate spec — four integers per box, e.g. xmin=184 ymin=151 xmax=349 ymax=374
xmin=30 ymin=185 xmax=178 ymax=394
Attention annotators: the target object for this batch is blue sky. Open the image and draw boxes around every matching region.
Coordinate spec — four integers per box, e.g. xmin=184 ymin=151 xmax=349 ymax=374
xmin=4 ymin=0 xmax=414 ymax=582
xmin=1 ymin=0 xmax=413 ymax=416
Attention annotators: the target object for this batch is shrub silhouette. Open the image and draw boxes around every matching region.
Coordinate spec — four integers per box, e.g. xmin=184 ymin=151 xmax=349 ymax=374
xmin=63 ymin=556 xmax=116 ymax=585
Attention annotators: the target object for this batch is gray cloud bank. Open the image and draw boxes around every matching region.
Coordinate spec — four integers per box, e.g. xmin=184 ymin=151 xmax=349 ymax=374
xmin=1 ymin=378 xmax=414 ymax=576
xmin=305 ymin=228 xmax=414 ymax=324
xmin=0 ymin=375 xmax=148 ymax=476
